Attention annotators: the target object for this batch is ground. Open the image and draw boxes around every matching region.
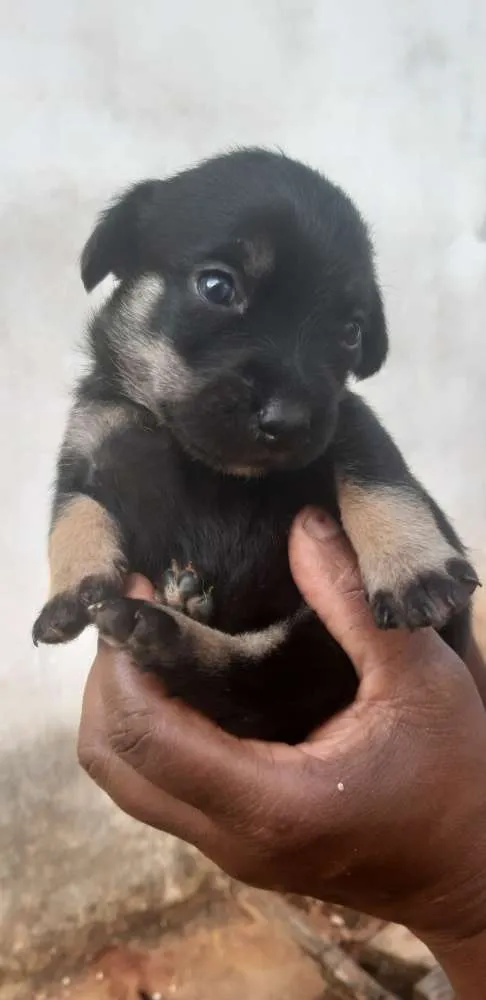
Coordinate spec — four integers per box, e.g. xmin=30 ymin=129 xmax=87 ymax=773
xmin=5 ymin=879 xmax=452 ymax=1000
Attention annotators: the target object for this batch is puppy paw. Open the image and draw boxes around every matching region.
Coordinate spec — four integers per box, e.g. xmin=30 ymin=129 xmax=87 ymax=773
xmin=88 ymin=597 xmax=181 ymax=667
xmin=156 ymin=560 xmax=214 ymax=624
xmin=32 ymin=574 xmax=124 ymax=646
xmin=369 ymin=556 xmax=480 ymax=631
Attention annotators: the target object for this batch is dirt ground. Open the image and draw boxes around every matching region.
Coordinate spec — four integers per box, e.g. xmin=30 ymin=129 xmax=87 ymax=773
xmin=16 ymin=882 xmax=442 ymax=1000
xmin=42 ymin=909 xmax=334 ymax=1000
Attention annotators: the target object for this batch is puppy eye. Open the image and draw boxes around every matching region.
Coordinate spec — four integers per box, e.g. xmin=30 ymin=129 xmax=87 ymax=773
xmin=341 ymin=320 xmax=362 ymax=350
xmin=197 ymin=269 xmax=237 ymax=308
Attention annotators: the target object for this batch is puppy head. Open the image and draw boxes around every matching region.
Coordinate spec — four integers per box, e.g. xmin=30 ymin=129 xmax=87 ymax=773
xmin=82 ymin=149 xmax=388 ymax=475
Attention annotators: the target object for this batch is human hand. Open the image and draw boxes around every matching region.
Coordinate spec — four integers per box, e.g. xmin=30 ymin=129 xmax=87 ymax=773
xmin=78 ymin=508 xmax=486 ymax=992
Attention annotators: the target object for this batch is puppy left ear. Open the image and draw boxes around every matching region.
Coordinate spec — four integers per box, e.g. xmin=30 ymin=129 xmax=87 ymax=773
xmin=355 ymin=281 xmax=389 ymax=379
xmin=80 ymin=180 xmax=160 ymax=292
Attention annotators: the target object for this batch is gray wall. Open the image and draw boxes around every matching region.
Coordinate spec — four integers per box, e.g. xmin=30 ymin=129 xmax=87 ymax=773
xmin=1 ymin=0 xmax=486 ymax=972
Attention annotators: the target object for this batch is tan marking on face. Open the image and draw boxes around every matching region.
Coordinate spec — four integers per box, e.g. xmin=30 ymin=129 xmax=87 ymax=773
xmin=108 ymin=273 xmax=196 ymax=413
xmin=242 ymin=238 xmax=274 ymax=279
xmin=49 ymin=496 xmax=125 ymax=597
xmin=120 ymin=274 xmax=166 ymax=323
xmin=337 ymin=480 xmax=460 ymax=597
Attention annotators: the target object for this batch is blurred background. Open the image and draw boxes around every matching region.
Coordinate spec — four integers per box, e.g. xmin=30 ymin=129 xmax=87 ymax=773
xmin=1 ymin=0 xmax=486 ymax=989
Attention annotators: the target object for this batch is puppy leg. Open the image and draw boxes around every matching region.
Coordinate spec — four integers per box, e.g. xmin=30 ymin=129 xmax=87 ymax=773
xmin=88 ymin=597 xmax=294 ymax=731
xmin=89 ymin=597 xmax=291 ymax=667
xmin=32 ymin=396 xmax=151 ymax=646
xmin=333 ymin=392 xmax=479 ymax=630
xmin=33 ymin=495 xmax=127 ymax=645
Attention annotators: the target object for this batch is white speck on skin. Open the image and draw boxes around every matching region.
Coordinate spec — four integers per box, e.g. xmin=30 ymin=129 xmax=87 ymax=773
xmin=337 ymin=782 xmax=345 ymax=792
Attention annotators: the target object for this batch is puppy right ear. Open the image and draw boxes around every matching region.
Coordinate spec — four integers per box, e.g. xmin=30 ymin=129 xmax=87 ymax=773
xmin=80 ymin=180 xmax=159 ymax=292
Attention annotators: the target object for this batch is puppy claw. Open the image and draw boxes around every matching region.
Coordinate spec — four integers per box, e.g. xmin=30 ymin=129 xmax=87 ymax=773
xmin=460 ymin=572 xmax=481 ymax=589
xmin=369 ymin=557 xmax=479 ymax=633
xmin=371 ymin=596 xmax=399 ymax=631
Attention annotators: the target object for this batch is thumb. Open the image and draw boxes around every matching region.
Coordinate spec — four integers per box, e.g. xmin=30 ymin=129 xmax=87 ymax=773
xmin=124 ymin=573 xmax=156 ymax=601
xmin=289 ymin=507 xmax=431 ymax=682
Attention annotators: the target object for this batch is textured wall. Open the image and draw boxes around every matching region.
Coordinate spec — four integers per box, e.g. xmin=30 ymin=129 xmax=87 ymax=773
xmin=1 ymin=0 xmax=486 ymax=970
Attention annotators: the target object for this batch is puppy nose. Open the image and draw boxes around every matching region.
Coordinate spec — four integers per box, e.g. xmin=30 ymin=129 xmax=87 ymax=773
xmin=257 ymin=399 xmax=311 ymax=442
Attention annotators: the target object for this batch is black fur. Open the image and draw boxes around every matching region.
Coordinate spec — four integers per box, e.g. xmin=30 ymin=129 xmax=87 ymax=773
xmin=33 ymin=149 xmax=478 ymax=743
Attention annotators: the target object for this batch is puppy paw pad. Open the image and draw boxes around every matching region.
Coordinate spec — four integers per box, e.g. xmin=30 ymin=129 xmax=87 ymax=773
xmin=158 ymin=561 xmax=213 ymax=623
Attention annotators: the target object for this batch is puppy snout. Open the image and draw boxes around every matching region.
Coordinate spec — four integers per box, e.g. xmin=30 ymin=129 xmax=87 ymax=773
xmin=256 ymin=398 xmax=311 ymax=444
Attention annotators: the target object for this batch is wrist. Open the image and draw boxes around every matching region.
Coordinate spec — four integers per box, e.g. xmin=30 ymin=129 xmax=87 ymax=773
xmin=413 ymin=871 xmax=486 ymax=946
xmin=410 ymin=871 xmax=486 ymax=999
xmin=425 ymin=927 xmax=486 ymax=1000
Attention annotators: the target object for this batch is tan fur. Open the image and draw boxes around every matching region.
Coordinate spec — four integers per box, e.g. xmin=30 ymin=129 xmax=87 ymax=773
xmin=178 ymin=608 xmax=291 ymax=666
xmin=49 ymin=496 xmax=125 ymax=597
xmin=108 ymin=603 xmax=292 ymax=668
xmin=235 ymin=620 xmax=292 ymax=659
xmin=242 ymin=238 xmax=274 ymax=278
xmin=337 ymin=480 xmax=460 ymax=597
xmin=119 ymin=273 xmax=166 ymax=323
xmin=226 ymin=465 xmax=265 ymax=478
xmin=110 ymin=274 xmax=197 ymax=413
xmin=65 ymin=401 xmax=136 ymax=458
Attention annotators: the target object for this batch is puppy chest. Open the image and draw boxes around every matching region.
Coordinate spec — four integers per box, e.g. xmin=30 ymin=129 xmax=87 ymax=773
xmin=151 ymin=501 xmax=301 ymax=632
xmin=101 ymin=432 xmax=334 ymax=631
xmin=125 ymin=478 xmax=309 ymax=632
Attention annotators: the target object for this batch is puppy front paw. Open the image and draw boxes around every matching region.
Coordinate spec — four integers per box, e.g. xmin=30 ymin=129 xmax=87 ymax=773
xmin=32 ymin=574 xmax=124 ymax=646
xmin=339 ymin=482 xmax=480 ymax=633
xmin=88 ymin=597 xmax=181 ymax=668
xmin=368 ymin=556 xmax=479 ymax=631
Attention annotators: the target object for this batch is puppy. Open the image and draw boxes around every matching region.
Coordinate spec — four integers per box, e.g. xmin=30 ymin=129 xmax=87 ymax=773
xmin=32 ymin=148 xmax=479 ymax=743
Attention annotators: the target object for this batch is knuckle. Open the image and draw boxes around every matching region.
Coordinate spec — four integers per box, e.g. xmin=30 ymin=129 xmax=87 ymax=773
xmin=341 ymin=584 xmax=370 ymax=622
xmin=329 ymin=555 xmax=363 ymax=598
xmin=77 ymin=735 xmax=111 ymax=787
xmin=106 ymin=702 xmax=155 ymax=768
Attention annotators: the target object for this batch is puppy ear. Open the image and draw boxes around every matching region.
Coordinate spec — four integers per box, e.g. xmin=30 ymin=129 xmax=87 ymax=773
xmin=355 ymin=281 xmax=388 ymax=379
xmin=80 ymin=180 xmax=159 ymax=292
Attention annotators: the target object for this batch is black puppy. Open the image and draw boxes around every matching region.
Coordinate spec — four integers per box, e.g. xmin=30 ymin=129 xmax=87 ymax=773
xmin=33 ymin=148 xmax=479 ymax=742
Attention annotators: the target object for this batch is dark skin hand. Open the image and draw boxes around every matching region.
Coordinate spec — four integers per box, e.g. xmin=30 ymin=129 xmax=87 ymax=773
xmin=78 ymin=508 xmax=486 ymax=999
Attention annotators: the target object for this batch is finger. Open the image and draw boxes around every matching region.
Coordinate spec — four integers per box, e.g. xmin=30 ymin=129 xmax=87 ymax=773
xmin=289 ymin=507 xmax=447 ymax=686
xmin=93 ymin=643 xmax=302 ymax=827
xmin=124 ymin=573 xmax=155 ymax=600
xmin=78 ymin=660 xmax=219 ymax=848
xmin=464 ymin=636 xmax=486 ymax=709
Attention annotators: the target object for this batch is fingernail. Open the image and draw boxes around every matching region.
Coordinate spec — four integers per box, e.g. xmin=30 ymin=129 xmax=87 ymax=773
xmin=302 ymin=508 xmax=340 ymax=541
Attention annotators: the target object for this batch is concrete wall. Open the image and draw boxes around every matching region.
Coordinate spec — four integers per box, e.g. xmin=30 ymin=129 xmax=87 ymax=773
xmin=2 ymin=0 xmax=486 ymax=978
